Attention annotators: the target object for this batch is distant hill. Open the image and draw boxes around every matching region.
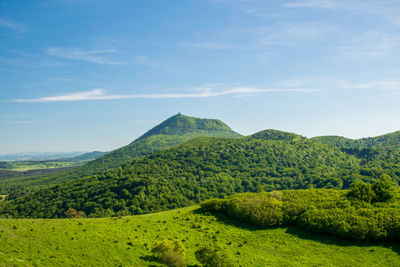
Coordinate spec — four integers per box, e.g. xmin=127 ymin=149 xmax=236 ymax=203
xmin=249 ymin=129 xmax=305 ymax=142
xmin=0 ymin=152 xmax=85 ymax=161
xmin=312 ymin=131 xmax=400 ymax=149
xmin=0 ymin=114 xmax=241 ymax=195
xmin=62 ymin=151 xmax=108 ymax=162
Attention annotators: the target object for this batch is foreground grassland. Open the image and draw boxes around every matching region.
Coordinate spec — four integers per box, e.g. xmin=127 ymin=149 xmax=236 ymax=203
xmin=0 ymin=206 xmax=399 ymax=266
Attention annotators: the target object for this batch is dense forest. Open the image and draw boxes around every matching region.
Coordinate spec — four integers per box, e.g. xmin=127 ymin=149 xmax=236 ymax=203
xmin=0 ymin=114 xmax=241 ymax=195
xmin=312 ymin=131 xmax=400 ymax=153
xmin=2 ymin=132 xmax=399 ymax=219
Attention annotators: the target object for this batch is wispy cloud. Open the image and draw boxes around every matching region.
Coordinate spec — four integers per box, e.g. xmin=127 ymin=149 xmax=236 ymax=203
xmin=284 ymin=0 xmax=337 ymax=9
xmin=5 ymin=121 xmax=54 ymax=125
xmin=182 ymin=42 xmax=234 ymax=50
xmin=336 ymin=32 xmax=400 ymax=61
xmin=46 ymin=48 xmax=128 ymax=64
xmin=13 ymin=87 xmax=315 ymax=103
xmin=339 ymin=80 xmax=400 ymax=91
xmin=256 ymin=22 xmax=337 ymax=48
xmin=0 ymin=18 xmax=27 ymax=34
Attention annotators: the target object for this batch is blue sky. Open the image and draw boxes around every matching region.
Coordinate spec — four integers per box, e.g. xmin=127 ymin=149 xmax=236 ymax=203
xmin=1 ymin=0 xmax=400 ymax=154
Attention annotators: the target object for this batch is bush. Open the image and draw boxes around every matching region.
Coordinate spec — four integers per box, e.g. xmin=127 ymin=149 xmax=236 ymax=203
xmin=152 ymin=239 xmax=186 ymax=267
xmin=195 ymin=243 xmax=234 ymax=267
xmin=64 ymin=208 xmax=85 ymax=218
xmin=372 ymin=174 xmax=396 ymax=202
xmin=347 ymin=180 xmax=375 ymax=203
xmin=202 ymin=189 xmax=400 ymax=241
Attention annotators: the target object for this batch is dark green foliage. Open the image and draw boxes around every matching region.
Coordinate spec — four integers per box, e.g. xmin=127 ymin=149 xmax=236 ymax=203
xmin=347 ymin=181 xmax=375 ymax=203
xmin=1 ymin=137 xmax=360 ymax=218
xmin=202 ymin=189 xmax=400 ymax=241
xmin=372 ymin=174 xmax=396 ymax=202
xmin=0 ymin=114 xmax=241 ymax=195
xmin=195 ymin=244 xmax=234 ymax=267
xmin=347 ymin=176 xmax=396 ymax=203
xmin=312 ymin=131 xmax=400 ymax=149
xmin=249 ymin=129 xmax=305 ymax=142
xmin=152 ymin=239 xmax=187 ymax=267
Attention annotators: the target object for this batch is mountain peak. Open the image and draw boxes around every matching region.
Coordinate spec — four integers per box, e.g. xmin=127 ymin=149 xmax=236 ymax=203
xmin=138 ymin=114 xmax=242 ymax=140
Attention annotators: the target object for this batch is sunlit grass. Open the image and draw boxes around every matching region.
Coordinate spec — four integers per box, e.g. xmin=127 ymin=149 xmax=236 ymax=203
xmin=0 ymin=206 xmax=399 ymax=266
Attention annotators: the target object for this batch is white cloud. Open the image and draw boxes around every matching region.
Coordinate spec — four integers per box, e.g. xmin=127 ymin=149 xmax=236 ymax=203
xmin=46 ymin=48 xmax=128 ymax=64
xmin=0 ymin=18 xmax=27 ymax=33
xmin=14 ymin=87 xmax=315 ymax=103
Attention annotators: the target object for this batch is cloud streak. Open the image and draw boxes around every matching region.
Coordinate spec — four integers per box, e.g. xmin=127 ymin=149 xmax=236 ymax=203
xmin=46 ymin=48 xmax=128 ymax=64
xmin=336 ymin=32 xmax=400 ymax=61
xmin=0 ymin=18 xmax=27 ymax=33
xmin=283 ymin=0 xmax=337 ymax=9
xmin=14 ymin=87 xmax=315 ymax=103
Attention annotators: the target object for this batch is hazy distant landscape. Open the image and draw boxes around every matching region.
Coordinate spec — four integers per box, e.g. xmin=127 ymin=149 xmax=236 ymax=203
xmin=2 ymin=0 xmax=400 ymax=266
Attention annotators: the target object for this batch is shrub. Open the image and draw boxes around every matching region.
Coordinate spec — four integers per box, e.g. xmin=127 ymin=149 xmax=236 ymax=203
xmin=346 ymin=180 xmax=375 ymax=203
xmin=64 ymin=208 xmax=85 ymax=218
xmin=195 ymin=243 xmax=234 ymax=267
xmin=152 ymin=239 xmax=186 ymax=267
xmin=372 ymin=174 xmax=396 ymax=202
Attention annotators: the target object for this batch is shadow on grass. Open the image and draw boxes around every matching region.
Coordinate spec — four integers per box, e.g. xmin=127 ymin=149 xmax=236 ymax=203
xmin=192 ymin=207 xmax=269 ymax=231
xmin=285 ymin=227 xmax=400 ymax=255
xmin=140 ymin=255 xmax=200 ymax=267
xmin=139 ymin=255 xmax=159 ymax=267
xmin=193 ymin=208 xmax=400 ymax=255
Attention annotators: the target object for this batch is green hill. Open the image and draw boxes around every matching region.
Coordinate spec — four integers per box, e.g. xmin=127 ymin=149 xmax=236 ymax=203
xmin=312 ymin=131 xmax=400 ymax=149
xmin=0 ymin=204 xmax=399 ymax=266
xmin=249 ymin=129 xmax=305 ymax=141
xmin=1 ymin=135 xmax=362 ymax=218
xmin=64 ymin=151 xmax=108 ymax=162
xmin=0 ymin=114 xmax=241 ymax=195
xmin=138 ymin=113 xmax=241 ymax=139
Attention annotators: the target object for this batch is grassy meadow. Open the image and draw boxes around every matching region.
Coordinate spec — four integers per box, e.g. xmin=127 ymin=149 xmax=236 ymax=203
xmin=1 ymin=161 xmax=78 ymax=171
xmin=0 ymin=206 xmax=399 ymax=266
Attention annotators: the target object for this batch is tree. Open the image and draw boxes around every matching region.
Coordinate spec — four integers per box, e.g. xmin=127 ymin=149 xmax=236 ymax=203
xmin=152 ymin=239 xmax=186 ymax=267
xmin=372 ymin=174 xmax=396 ymax=202
xmin=64 ymin=208 xmax=84 ymax=218
xmin=347 ymin=180 xmax=375 ymax=203
xmin=195 ymin=243 xmax=234 ymax=267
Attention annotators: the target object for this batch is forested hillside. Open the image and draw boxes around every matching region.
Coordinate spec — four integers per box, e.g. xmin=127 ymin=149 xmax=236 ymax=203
xmin=312 ymin=131 xmax=400 ymax=149
xmin=0 ymin=114 xmax=241 ymax=195
xmin=0 ymin=135 xmax=371 ymax=218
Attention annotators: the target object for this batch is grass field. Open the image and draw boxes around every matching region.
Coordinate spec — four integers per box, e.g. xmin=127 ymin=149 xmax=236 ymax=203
xmin=1 ymin=161 xmax=78 ymax=171
xmin=0 ymin=195 xmax=5 ymax=201
xmin=0 ymin=206 xmax=399 ymax=266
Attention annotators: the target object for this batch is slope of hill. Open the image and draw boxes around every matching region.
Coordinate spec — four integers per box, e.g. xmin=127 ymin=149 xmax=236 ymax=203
xmin=249 ymin=129 xmax=305 ymax=141
xmin=0 ymin=114 xmax=241 ymax=195
xmin=63 ymin=151 xmax=108 ymax=162
xmin=1 ymin=135 xmax=362 ymax=218
xmin=0 ymin=205 xmax=399 ymax=266
xmin=312 ymin=131 xmax=400 ymax=149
